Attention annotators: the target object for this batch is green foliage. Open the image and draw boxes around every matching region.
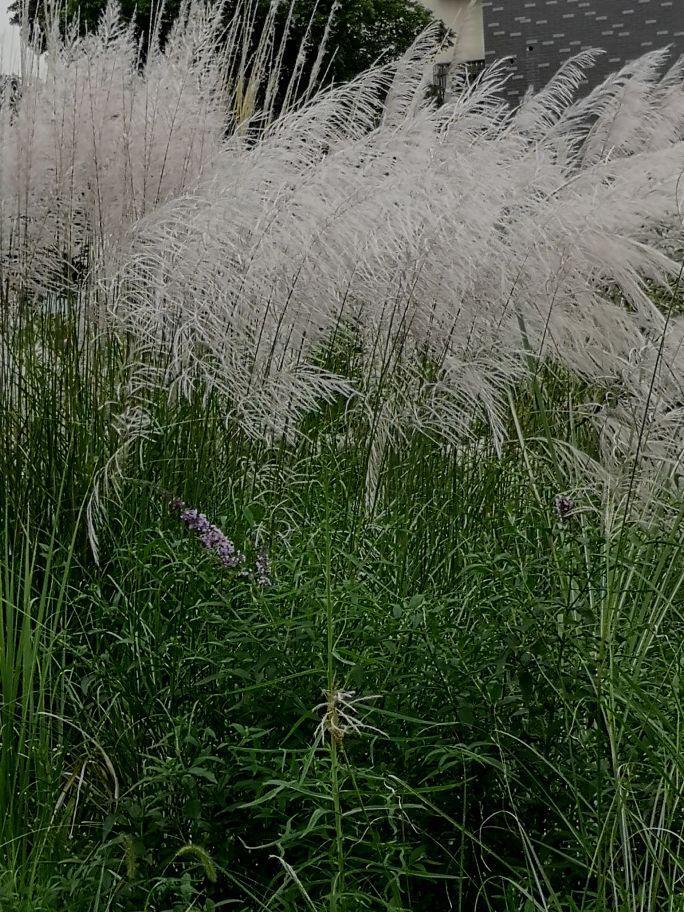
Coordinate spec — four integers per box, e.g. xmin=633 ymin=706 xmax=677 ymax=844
xmin=1 ymin=304 xmax=683 ymax=910
xmin=282 ymin=0 xmax=436 ymax=84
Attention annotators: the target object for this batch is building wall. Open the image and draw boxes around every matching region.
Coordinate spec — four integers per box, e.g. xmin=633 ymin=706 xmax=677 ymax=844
xmin=423 ymin=0 xmax=684 ymax=101
xmin=482 ymin=0 xmax=684 ymax=102
xmin=422 ymin=0 xmax=485 ymax=62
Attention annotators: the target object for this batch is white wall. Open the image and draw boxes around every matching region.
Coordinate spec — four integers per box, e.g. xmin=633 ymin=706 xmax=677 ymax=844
xmin=422 ymin=0 xmax=485 ymax=62
xmin=0 ymin=2 xmax=20 ymax=74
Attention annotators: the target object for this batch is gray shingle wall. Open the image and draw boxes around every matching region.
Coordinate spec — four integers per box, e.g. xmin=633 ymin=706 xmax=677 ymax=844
xmin=481 ymin=0 xmax=684 ymax=101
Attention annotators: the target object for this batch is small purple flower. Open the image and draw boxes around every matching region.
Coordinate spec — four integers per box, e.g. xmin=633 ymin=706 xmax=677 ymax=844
xmin=199 ymin=526 xmax=223 ymax=549
xmin=170 ymin=496 xmax=271 ymax=582
xmin=175 ymin=501 xmax=245 ymax=569
xmin=216 ymin=537 xmax=245 ymax=569
xmin=181 ymin=509 xmax=213 ymax=534
xmin=254 ymin=552 xmax=271 ymax=587
xmin=554 ymin=494 xmax=575 ymax=522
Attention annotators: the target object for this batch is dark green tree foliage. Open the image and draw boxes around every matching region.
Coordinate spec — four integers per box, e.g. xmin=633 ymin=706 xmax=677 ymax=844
xmin=9 ymin=0 xmax=434 ymax=84
xmin=284 ymin=0 xmax=435 ymax=84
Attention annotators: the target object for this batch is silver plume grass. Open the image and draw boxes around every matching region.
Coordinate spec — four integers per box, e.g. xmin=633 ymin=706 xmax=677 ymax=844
xmin=2 ymin=3 xmax=684 ymax=518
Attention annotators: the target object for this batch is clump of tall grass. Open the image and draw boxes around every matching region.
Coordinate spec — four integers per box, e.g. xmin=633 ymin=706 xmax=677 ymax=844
xmin=1 ymin=3 xmax=683 ymax=516
xmin=0 ymin=0 xmax=331 ymax=295
xmin=0 ymin=19 xmax=684 ymax=907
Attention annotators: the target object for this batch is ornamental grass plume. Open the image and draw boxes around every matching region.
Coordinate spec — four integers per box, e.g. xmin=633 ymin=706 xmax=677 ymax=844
xmin=3 ymin=3 xmax=684 ymax=517
xmin=0 ymin=0 xmax=308 ymax=294
xmin=0 ymin=3 xmax=225 ymax=292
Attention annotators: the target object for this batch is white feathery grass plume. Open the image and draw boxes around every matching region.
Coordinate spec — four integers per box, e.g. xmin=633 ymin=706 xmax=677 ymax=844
xmin=383 ymin=20 xmax=445 ymax=126
xmin=116 ymin=34 xmax=684 ymax=508
xmin=0 ymin=1 xmax=229 ymax=294
xmin=547 ymin=48 xmax=684 ymax=167
xmin=86 ymin=401 xmax=158 ymax=564
xmin=0 ymin=0 xmax=330 ymax=295
xmin=513 ymin=48 xmax=604 ymax=139
xmin=2 ymin=5 xmax=684 ymax=514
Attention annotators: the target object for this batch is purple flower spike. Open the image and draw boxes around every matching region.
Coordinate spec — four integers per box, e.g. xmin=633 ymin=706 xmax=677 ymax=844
xmin=175 ymin=500 xmax=245 ymax=570
xmin=171 ymin=496 xmax=267 ymax=581
xmin=255 ymin=552 xmax=271 ymax=587
xmin=554 ymin=494 xmax=575 ymax=522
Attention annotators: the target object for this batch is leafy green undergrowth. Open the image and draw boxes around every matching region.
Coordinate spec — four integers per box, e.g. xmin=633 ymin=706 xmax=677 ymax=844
xmin=3 ymin=457 xmax=683 ymax=911
xmin=1 ymin=309 xmax=683 ymax=911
